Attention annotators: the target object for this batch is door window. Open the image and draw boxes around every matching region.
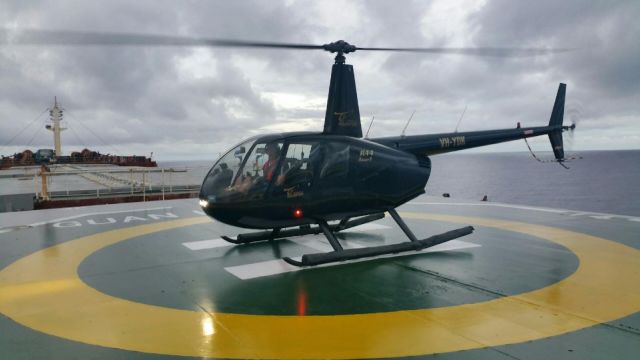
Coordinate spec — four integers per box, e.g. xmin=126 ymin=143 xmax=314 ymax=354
xmin=275 ymin=142 xmax=319 ymax=198
xmin=201 ymin=138 xmax=254 ymax=198
xmin=232 ymin=141 xmax=284 ymax=198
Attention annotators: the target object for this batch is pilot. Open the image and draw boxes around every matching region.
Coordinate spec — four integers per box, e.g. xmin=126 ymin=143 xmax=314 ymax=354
xmin=263 ymin=142 xmax=285 ymax=186
xmin=232 ymin=143 xmax=284 ymax=194
xmin=232 ymin=172 xmax=253 ymax=194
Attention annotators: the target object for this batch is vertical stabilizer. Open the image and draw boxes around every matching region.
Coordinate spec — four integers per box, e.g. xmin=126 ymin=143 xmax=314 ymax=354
xmin=548 ymin=83 xmax=566 ymax=160
xmin=323 ymin=63 xmax=362 ymax=137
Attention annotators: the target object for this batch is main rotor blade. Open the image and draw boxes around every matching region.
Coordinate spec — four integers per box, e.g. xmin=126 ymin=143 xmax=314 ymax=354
xmin=355 ymin=46 xmax=572 ymax=57
xmin=1 ymin=29 xmax=572 ymax=57
xmin=0 ymin=29 xmax=324 ymax=50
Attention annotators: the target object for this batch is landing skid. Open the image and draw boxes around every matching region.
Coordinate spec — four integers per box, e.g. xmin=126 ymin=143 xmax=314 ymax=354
xmin=222 ymin=209 xmax=474 ymax=267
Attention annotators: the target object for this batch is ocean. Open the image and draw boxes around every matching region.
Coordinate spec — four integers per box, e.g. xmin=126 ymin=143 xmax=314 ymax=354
xmin=159 ymin=150 xmax=640 ymax=217
xmin=426 ymin=150 xmax=640 ymax=216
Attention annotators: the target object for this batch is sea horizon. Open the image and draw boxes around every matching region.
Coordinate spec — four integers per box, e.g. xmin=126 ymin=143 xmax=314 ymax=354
xmin=159 ymin=149 xmax=640 ymax=217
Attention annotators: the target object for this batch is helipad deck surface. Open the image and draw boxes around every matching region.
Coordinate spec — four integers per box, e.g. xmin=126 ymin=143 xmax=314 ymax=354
xmin=0 ymin=196 xmax=638 ymax=359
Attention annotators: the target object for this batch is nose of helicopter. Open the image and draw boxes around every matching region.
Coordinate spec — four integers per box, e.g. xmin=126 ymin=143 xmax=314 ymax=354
xmin=198 ymin=185 xmax=231 ymax=224
xmin=198 ymin=174 xmax=231 ymax=209
xmin=198 ymin=166 xmax=249 ymax=226
xmin=198 ymin=168 xmax=227 ymax=214
xmin=198 ymin=171 xmax=216 ymax=208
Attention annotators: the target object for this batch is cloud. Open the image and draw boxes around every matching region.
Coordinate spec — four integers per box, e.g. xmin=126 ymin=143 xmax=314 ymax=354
xmin=1 ymin=0 xmax=638 ymax=160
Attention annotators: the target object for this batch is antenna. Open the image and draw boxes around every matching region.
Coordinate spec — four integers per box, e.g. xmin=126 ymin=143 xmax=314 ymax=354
xmin=401 ymin=110 xmax=416 ymax=138
xmin=454 ymin=105 xmax=467 ymax=133
xmin=364 ymin=116 xmax=375 ymax=138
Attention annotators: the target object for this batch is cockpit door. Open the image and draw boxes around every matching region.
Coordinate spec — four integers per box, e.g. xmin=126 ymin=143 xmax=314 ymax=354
xmin=269 ymin=141 xmax=321 ymax=202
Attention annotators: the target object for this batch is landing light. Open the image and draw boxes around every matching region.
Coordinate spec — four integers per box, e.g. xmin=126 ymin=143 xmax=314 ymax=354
xmin=199 ymin=199 xmax=208 ymax=208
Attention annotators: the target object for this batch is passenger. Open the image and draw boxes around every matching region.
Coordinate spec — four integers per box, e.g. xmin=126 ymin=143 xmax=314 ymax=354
xmin=263 ymin=142 xmax=285 ymax=186
xmin=219 ymin=163 xmax=233 ymax=182
xmin=212 ymin=163 xmax=234 ymax=191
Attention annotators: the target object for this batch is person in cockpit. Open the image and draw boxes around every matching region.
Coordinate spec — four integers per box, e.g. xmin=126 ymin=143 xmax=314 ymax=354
xmin=232 ymin=142 xmax=285 ymax=194
xmin=263 ymin=142 xmax=285 ymax=186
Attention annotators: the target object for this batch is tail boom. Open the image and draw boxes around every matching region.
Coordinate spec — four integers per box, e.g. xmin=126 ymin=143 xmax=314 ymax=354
xmin=370 ymin=83 xmax=568 ymax=160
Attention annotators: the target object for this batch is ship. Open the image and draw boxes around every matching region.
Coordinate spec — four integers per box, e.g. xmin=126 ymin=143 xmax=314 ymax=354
xmin=0 ymin=98 xmax=199 ymax=212
xmin=0 ymin=98 xmax=156 ymax=169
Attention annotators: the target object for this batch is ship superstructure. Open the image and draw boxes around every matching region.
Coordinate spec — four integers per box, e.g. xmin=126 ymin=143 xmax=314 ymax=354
xmin=0 ymin=98 xmax=203 ymax=212
xmin=1 ymin=98 xmax=156 ymax=169
xmin=45 ymin=97 xmax=66 ymax=157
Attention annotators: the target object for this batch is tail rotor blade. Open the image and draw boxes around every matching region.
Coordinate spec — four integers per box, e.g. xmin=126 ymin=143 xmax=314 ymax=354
xmin=565 ymin=110 xmax=580 ymax=151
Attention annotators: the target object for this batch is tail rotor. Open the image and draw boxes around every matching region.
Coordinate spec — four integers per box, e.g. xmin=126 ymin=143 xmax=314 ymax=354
xmin=563 ymin=108 xmax=580 ymax=152
xmin=525 ymin=83 xmax=580 ymax=168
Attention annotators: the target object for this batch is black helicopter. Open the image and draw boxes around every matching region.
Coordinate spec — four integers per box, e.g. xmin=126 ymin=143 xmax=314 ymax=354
xmin=193 ymin=41 xmax=574 ymax=267
xmin=3 ymin=30 xmax=575 ymax=266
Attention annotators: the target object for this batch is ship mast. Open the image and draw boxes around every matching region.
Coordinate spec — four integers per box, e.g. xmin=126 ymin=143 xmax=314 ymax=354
xmin=46 ymin=96 xmax=66 ymax=157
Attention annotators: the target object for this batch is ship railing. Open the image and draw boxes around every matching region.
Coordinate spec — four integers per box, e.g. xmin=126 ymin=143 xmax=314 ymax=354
xmin=31 ymin=167 xmax=204 ymax=202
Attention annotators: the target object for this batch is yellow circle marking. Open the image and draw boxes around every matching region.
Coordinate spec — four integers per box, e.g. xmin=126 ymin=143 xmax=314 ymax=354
xmin=1 ymin=213 xmax=639 ymax=359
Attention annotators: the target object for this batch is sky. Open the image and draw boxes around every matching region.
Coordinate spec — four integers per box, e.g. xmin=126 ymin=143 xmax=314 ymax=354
xmin=1 ymin=0 xmax=638 ymax=161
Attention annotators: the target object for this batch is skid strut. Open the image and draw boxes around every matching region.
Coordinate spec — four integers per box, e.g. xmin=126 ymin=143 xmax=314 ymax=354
xmin=283 ymin=208 xmax=474 ymax=267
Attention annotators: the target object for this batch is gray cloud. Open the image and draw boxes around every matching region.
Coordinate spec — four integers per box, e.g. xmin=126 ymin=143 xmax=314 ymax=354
xmin=1 ymin=0 xmax=638 ymax=160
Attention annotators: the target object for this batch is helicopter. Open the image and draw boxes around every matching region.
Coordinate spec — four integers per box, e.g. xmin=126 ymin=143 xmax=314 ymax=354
xmin=3 ymin=30 xmax=575 ymax=266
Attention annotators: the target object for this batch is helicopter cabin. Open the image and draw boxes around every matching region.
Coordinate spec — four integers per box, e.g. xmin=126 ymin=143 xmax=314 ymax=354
xmin=199 ymin=132 xmax=431 ymax=229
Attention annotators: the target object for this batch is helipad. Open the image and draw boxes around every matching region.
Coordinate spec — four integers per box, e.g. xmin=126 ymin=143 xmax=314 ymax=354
xmin=1 ymin=196 xmax=638 ymax=359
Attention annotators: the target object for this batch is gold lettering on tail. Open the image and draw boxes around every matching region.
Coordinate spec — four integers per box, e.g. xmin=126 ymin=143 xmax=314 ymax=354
xmin=284 ymin=187 xmax=304 ymax=198
xmin=334 ymin=111 xmax=357 ymax=127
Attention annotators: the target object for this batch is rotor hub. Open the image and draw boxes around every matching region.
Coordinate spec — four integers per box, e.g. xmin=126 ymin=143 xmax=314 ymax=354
xmin=323 ymin=40 xmax=356 ymax=64
xmin=322 ymin=40 xmax=356 ymax=54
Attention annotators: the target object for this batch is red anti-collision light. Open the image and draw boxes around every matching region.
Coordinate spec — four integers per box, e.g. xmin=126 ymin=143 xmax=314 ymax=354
xmin=293 ymin=208 xmax=303 ymax=218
